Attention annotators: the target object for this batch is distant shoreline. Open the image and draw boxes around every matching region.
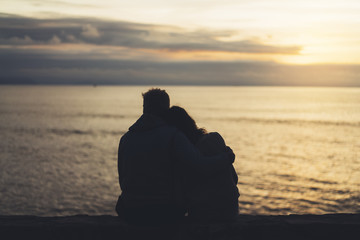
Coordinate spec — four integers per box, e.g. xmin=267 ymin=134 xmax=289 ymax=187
xmin=1 ymin=214 xmax=359 ymax=240
xmin=1 ymin=84 xmax=360 ymax=88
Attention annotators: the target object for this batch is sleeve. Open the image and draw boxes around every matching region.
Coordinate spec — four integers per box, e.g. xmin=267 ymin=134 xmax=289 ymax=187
xmin=231 ymin=166 xmax=238 ymax=184
xmin=117 ymin=135 xmax=125 ymax=187
xmin=196 ymin=132 xmax=227 ymax=156
xmin=172 ymin=131 xmax=231 ymax=176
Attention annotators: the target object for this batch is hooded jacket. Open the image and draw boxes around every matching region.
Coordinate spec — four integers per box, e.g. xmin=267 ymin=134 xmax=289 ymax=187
xmin=117 ymin=114 xmax=231 ymax=211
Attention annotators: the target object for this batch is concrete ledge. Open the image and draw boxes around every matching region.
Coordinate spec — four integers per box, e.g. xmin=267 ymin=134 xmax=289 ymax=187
xmin=1 ymin=214 xmax=359 ymax=240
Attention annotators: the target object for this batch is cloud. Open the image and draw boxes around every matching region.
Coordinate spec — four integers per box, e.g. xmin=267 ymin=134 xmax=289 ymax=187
xmin=81 ymin=24 xmax=100 ymax=38
xmin=0 ymin=14 xmax=358 ymax=87
xmin=1 ymin=48 xmax=359 ymax=86
xmin=49 ymin=35 xmax=61 ymax=44
xmin=3 ymin=35 xmax=34 ymax=45
xmin=0 ymin=14 xmax=301 ymax=54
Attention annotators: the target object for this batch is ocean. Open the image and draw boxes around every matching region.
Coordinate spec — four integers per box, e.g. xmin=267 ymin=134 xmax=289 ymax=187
xmin=0 ymin=85 xmax=359 ymax=216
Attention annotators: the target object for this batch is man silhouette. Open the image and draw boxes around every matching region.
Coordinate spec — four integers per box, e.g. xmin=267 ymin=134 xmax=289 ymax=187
xmin=115 ymin=88 xmax=235 ymax=226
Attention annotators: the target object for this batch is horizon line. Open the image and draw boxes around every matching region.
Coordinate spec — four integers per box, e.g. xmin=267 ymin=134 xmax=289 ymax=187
xmin=1 ymin=83 xmax=360 ymax=88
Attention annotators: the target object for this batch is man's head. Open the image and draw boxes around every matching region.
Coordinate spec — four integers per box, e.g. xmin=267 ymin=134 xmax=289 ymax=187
xmin=142 ymin=88 xmax=170 ymax=116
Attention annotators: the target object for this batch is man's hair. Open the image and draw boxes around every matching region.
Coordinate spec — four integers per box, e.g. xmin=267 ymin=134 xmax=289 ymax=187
xmin=142 ymin=88 xmax=170 ymax=116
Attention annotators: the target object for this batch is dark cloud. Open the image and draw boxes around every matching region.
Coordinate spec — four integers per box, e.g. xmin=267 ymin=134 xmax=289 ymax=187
xmin=0 ymin=14 xmax=301 ymax=54
xmin=0 ymin=14 xmax=358 ymax=86
xmin=1 ymin=48 xmax=359 ymax=86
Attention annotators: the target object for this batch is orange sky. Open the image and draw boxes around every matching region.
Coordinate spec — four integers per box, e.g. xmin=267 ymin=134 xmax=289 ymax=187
xmin=2 ymin=0 xmax=360 ymax=64
xmin=1 ymin=0 xmax=360 ymax=86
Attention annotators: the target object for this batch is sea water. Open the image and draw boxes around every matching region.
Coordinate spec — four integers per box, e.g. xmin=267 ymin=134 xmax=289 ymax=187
xmin=0 ymin=86 xmax=359 ymax=216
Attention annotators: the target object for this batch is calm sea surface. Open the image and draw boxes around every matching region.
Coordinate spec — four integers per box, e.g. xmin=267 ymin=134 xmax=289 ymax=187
xmin=0 ymin=86 xmax=359 ymax=216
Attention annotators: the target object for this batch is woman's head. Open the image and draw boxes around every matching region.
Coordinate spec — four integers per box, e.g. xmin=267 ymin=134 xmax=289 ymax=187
xmin=167 ymin=106 xmax=206 ymax=144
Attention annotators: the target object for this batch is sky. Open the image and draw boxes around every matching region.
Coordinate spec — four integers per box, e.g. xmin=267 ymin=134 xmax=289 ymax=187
xmin=1 ymin=0 xmax=360 ymax=86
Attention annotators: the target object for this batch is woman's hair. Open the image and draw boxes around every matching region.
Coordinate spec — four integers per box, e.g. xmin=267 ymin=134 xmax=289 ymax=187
xmin=166 ymin=106 xmax=206 ymax=144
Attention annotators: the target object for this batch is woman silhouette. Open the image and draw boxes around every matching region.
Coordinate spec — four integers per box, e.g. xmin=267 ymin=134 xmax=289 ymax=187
xmin=166 ymin=106 xmax=239 ymax=223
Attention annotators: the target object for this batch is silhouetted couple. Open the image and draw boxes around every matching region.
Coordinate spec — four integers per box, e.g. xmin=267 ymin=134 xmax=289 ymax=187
xmin=116 ymin=88 xmax=239 ymax=226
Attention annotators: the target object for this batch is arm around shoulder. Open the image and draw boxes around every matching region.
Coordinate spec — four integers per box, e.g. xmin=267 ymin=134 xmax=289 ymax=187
xmin=172 ymin=131 xmax=233 ymax=176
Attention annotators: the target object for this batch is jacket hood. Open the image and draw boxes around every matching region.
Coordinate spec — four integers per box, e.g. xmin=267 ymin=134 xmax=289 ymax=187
xmin=129 ymin=114 xmax=167 ymax=132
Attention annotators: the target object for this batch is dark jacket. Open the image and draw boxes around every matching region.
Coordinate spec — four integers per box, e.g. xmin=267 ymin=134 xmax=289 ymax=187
xmin=116 ymin=114 xmax=231 ymax=224
xmin=187 ymin=132 xmax=240 ymax=223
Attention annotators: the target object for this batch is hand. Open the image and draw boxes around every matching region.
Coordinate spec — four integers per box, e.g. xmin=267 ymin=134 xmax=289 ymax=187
xmin=225 ymin=146 xmax=235 ymax=163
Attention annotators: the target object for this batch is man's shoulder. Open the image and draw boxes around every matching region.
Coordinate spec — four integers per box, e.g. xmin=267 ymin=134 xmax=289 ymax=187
xmin=120 ymin=124 xmax=179 ymax=140
xmin=154 ymin=124 xmax=180 ymax=139
xmin=119 ymin=131 xmax=130 ymax=145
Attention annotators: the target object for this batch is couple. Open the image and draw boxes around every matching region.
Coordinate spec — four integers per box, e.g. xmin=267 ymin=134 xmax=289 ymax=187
xmin=116 ymin=88 xmax=239 ymax=226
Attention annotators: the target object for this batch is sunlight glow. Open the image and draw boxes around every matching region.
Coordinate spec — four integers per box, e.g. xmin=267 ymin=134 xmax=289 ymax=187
xmin=1 ymin=0 xmax=360 ymax=64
